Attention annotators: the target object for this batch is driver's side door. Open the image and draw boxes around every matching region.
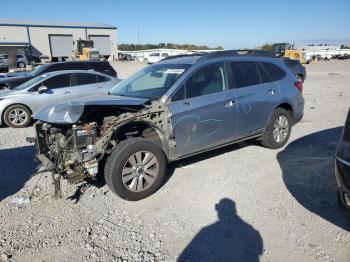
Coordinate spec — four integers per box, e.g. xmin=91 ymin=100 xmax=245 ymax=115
xmin=32 ymin=74 xmax=72 ymax=112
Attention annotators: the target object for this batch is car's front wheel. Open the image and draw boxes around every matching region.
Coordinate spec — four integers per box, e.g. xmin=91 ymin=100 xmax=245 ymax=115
xmin=261 ymin=108 xmax=292 ymax=149
xmin=104 ymin=137 xmax=167 ymax=201
xmin=3 ymin=105 xmax=31 ymax=128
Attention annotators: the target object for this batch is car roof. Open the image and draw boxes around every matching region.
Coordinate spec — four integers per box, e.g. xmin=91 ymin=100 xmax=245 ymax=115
xmin=40 ymin=69 xmax=108 ymax=77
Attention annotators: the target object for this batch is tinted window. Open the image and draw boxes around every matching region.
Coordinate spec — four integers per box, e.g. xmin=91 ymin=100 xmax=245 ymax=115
xmin=161 ymin=53 xmax=169 ymax=58
xmin=257 ymin=62 xmax=272 ymax=84
xmin=172 ymin=85 xmax=185 ymax=102
xmin=92 ymin=62 xmax=116 ymax=76
xmin=284 ymin=59 xmax=299 ymax=68
xmin=42 ymin=74 xmax=70 ymax=89
xmin=186 ymin=63 xmax=226 ymax=99
xmin=97 ymin=74 xmax=110 ymax=83
xmin=71 ymin=73 xmax=97 ymax=86
xmin=230 ymin=61 xmax=260 ymax=88
xmin=261 ymin=62 xmax=286 ymax=81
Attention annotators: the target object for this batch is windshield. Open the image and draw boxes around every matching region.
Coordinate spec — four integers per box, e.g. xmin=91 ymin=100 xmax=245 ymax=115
xmin=27 ymin=64 xmax=50 ymax=76
xmin=14 ymin=75 xmax=46 ymax=90
xmin=110 ymin=64 xmax=191 ymax=99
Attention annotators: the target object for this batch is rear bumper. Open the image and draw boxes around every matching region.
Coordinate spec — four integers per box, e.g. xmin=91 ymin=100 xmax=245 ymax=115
xmin=335 ymin=157 xmax=350 ymax=209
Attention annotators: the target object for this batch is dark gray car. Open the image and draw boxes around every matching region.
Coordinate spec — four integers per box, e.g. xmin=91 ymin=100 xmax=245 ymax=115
xmin=336 ymin=108 xmax=350 ymax=219
xmin=31 ymin=51 xmax=305 ymax=201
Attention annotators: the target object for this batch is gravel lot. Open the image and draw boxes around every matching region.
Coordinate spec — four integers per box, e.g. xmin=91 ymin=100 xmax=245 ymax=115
xmin=0 ymin=60 xmax=350 ymax=262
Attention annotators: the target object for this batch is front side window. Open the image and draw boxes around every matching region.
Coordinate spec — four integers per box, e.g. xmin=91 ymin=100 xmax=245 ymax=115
xmin=71 ymin=73 xmax=97 ymax=86
xmin=186 ymin=63 xmax=227 ymax=99
xmin=110 ymin=64 xmax=190 ymax=100
xmin=42 ymin=74 xmax=70 ymax=89
xmin=230 ymin=61 xmax=260 ymax=88
xmin=161 ymin=53 xmax=169 ymax=58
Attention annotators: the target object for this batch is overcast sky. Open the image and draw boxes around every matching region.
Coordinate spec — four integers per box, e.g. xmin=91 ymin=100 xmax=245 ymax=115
xmin=3 ymin=0 xmax=350 ymax=48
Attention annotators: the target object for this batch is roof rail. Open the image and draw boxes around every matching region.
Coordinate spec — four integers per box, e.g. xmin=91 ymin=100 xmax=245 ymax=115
xmin=160 ymin=52 xmax=207 ymax=62
xmin=199 ymin=49 xmax=275 ymax=60
xmin=160 ymin=49 xmax=276 ymax=62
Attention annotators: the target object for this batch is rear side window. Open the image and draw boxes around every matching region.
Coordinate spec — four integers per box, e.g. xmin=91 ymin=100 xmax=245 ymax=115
xmin=42 ymin=74 xmax=70 ymax=89
xmin=261 ymin=62 xmax=286 ymax=81
xmin=71 ymin=73 xmax=98 ymax=86
xmin=230 ymin=61 xmax=260 ymax=88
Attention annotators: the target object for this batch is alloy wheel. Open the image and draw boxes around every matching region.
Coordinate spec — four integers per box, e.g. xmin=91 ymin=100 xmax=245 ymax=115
xmin=273 ymin=115 xmax=289 ymax=143
xmin=8 ymin=108 xmax=28 ymax=126
xmin=121 ymin=151 xmax=159 ymax=192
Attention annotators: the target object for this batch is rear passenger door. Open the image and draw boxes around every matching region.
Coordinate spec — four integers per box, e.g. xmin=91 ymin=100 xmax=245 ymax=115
xmin=229 ymin=61 xmax=281 ymax=137
xmin=170 ymin=62 xmax=238 ymax=157
xmin=69 ymin=72 xmax=104 ymax=98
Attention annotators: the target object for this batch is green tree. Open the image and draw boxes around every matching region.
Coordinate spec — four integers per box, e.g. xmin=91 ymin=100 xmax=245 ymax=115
xmin=261 ymin=43 xmax=273 ymax=51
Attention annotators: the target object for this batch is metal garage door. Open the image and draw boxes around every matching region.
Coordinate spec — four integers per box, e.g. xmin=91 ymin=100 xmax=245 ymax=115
xmin=49 ymin=35 xmax=73 ymax=57
xmin=89 ymin=35 xmax=111 ymax=56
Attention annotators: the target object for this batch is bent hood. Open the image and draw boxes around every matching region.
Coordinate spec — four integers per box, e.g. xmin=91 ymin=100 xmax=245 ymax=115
xmin=32 ymin=94 xmax=149 ymax=124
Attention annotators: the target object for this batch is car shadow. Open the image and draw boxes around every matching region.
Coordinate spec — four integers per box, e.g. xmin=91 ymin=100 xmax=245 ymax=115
xmin=178 ymin=198 xmax=263 ymax=262
xmin=277 ymin=127 xmax=350 ymax=231
xmin=0 ymin=145 xmax=37 ymax=201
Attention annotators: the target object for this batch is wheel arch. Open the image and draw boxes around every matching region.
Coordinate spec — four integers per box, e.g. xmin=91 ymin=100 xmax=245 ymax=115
xmin=2 ymin=103 xmax=33 ymax=123
xmin=113 ymin=120 xmax=169 ymax=158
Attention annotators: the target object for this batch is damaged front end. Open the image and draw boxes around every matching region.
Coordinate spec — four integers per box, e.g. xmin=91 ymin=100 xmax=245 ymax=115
xmin=29 ymin=96 xmax=171 ymax=197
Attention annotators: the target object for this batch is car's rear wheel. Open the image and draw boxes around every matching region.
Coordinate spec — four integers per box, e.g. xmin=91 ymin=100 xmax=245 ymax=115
xmin=17 ymin=61 xmax=26 ymax=68
xmin=261 ymin=108 xmax=292 ymax=149
xmin=3 ymin=105 xmax=31 ymax=128
xmin=104 ymin=137 xmax=166 ymax=201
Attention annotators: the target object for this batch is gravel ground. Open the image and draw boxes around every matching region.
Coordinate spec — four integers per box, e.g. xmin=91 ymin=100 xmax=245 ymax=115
xmin=0 ymin=60 xmax=350 ymax=262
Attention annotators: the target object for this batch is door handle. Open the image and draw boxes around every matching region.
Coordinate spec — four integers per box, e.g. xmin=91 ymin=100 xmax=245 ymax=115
xmin=64 ymin=90 xmax=72 ymax=94
xmin=224 ymin=100 xmax=235 ymax=107
xmin=267 ymin=89 xmax=277 ymax=95
xmin=97 ymin=86 xmax=103 ymax=89
xmin=182 ymin=101 xmax=190 ymax=107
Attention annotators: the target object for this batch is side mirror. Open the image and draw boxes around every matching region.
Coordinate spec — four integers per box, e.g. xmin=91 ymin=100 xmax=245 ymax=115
xmin=38 ymin=86 xmax=48 ymax=94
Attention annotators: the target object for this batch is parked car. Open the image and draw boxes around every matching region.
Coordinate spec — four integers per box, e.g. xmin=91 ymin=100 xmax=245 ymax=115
xmin=119 ymin=53 xmax=135 ymax=61
xmin=0 ymin=70 xmax=120 ymax=128
xmin=31 ymin=50 xmax=304 ymax=201
xmin=0 ymin=54 xmax=40 ymax=71
xmin=283 ymin=58 xmax=306 ymax=82
xmin=144 ymin=52 xmax=169 ymax=64
xmin=336 ymin=108 xmax=350 ymax=218
xmin=0 ymin=61 xmax=118 ymax=90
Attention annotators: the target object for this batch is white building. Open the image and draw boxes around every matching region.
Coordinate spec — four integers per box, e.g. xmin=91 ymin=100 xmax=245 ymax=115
xmin=0 ymin=19 xmax=118 ymax=60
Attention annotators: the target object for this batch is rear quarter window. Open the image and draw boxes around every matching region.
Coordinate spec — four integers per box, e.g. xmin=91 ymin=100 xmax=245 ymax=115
xmin=261 ymin=62 xmax=286 ymax=81
xmin=230 ymin=61 xmax=260 ymax=88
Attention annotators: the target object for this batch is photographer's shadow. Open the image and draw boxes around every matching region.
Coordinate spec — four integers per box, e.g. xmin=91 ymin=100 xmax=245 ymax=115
xmin=178 ymin=198 xmax=263 ymax=262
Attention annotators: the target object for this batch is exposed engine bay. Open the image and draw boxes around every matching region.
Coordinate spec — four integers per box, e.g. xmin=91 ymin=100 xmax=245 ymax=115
xmin=31 ymin=98 xmax=174 ymax=197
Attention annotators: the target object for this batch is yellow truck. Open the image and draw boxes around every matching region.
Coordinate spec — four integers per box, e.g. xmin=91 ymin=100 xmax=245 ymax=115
xmin=75 ymin=40 xmax=100 ymax=61
xmin=272 ymin=43 xmax=307 ymax=64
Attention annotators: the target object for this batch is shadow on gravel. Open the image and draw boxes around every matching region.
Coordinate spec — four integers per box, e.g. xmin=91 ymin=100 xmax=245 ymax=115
xmin=277 ymin=127 xmax=350 ymax=232
xmin=0 ymin=145 xmax=36 ymax=201
xmin=178 ymin=198 xmax=263 ymax=262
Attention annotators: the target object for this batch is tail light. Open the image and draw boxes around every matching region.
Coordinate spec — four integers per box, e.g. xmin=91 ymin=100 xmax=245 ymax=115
xmin=294 ymin=81 xmax=303 ymax=93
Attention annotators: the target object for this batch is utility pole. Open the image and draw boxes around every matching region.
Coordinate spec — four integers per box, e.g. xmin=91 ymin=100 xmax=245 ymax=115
xmin=137 ymin=26 xmax=140 ymax=46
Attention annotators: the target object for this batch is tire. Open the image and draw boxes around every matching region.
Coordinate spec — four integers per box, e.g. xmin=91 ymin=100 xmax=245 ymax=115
xmin=104 ymin=137 xmax=167 ymax=201
xmin=261 ymin=108 xmax=292 ymax=149
xmin=17 ymin=61 xmax=26 ymax=68
xmin=337 ymin=190 xmax=350 ymax=221
xmin=144 ymin=58 xmax=149 ymax=64
xmin=3 ymin=104 xmax=31 ymax=128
